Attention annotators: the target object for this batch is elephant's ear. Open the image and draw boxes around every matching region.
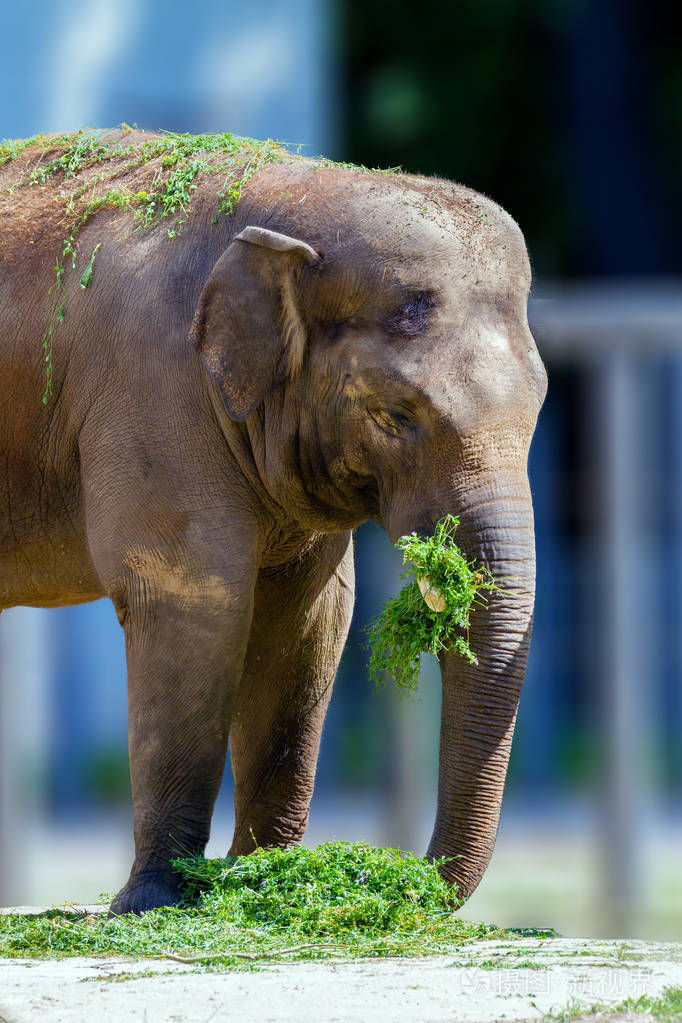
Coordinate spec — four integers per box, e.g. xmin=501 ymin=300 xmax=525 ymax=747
xmin=190 ymin=226 xmax=320 ymax=420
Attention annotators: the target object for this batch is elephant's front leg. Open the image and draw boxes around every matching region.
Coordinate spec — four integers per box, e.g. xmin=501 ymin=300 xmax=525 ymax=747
xmin=229 ymin=532 xmax=354 ymax=853
xmin=110 ymin=584 xmax=255 ymax=916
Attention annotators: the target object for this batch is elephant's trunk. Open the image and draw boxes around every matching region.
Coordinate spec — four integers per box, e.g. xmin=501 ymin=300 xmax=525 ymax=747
xmin=386 ymin=469 xmax=536 ymax=901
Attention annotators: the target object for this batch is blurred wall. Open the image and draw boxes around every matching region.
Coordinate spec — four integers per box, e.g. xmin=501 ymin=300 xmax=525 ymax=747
xmin=1 ymin=0 xmax=337 ymax=149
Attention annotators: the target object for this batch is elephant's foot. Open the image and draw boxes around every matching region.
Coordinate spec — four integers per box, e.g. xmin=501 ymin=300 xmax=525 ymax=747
xmin=108 ymin=867 xmax=184 ymax=916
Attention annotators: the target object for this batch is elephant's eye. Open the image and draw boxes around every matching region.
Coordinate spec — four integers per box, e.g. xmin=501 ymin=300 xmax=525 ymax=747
xmin=381 ymin=291 xmax=436 ymax=338
xmin=368 ymin=405 xmax=416 ymax=438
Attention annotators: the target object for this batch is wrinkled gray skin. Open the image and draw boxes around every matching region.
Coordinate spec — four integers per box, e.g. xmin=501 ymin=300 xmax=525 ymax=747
xmin=0 ymin=139 xmax=547 ymax=915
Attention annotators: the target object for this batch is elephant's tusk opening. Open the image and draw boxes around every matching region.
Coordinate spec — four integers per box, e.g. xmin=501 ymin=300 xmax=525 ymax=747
xmin=417 ymin=575 xmax=446 ymax=613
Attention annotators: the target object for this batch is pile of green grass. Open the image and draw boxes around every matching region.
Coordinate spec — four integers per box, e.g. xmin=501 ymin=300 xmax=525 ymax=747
xmin=0 ymin=842 xmax=529 ymax=965
xmin=367 ymin=515 xmax=498 ymax=691
xmin=175 ymin=841 xmax=459 ymax=935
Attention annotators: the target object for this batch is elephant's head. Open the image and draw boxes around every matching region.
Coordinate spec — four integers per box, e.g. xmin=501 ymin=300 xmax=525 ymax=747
xmin=191 ymin=166 xmax=547 ymax=900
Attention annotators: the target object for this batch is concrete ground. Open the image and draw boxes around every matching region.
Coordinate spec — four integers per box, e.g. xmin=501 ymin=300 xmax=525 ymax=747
xmin=1 ymin=915 xmax=681 ymax=1023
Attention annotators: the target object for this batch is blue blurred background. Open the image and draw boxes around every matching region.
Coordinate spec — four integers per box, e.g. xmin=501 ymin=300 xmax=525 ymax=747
xmin=1 ymin=0 xmax=681 ymax=939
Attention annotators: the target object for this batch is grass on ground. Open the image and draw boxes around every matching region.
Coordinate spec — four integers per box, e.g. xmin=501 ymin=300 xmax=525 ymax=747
xmin=546 ymin=985 xmax=682 ymax=1022
xmin=0 ymin=841 xmax=553 ymax=965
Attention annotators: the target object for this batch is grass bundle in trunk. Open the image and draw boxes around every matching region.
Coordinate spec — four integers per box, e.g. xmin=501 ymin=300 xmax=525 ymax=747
xmin=367 ymin=515 xmax=497 ymax=692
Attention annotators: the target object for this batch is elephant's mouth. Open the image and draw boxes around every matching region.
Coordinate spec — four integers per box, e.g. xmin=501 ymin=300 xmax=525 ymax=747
xmin=333 ymin=466 xmax=381 ymax=521
xmin=303 ymin=465 xmax=380 ymax=527
xmin=358 ymin=476 xmax=381 ymax=518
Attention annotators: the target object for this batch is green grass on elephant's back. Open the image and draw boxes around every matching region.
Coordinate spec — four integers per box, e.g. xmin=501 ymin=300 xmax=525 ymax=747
xmin=0 ymin=842 xmax=544 ymax=964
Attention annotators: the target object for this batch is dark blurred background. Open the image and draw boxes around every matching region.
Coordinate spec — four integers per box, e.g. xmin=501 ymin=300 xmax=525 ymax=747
xmin=1 ymin=0 xmax=680 ymax=939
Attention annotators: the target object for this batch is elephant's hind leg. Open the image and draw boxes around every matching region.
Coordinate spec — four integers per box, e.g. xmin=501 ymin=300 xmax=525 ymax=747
xmin=228 ymin=532 xmax=354 ymax=853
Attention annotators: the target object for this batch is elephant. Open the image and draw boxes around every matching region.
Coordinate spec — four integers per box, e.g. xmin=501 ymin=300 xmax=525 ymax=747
xmin=0 ymin=129 xmax=547 ymax=915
